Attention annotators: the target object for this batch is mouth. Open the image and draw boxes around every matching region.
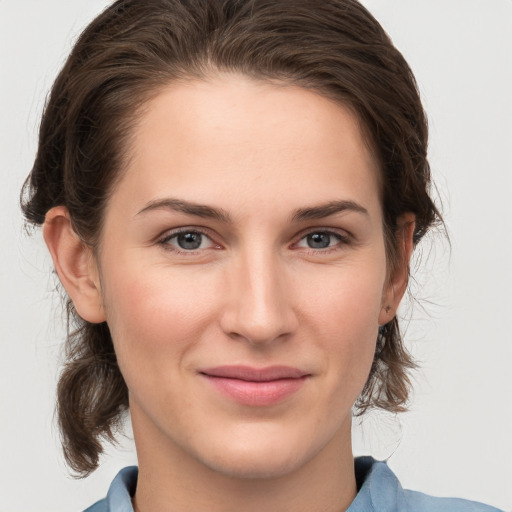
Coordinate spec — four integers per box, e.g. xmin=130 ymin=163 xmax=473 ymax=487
xmin=198 ymin=365 xmax=310 ymax=406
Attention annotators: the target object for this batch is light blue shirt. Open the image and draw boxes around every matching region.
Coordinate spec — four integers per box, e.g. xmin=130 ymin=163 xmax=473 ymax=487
xmin=84 ymin=457 xmax=503 ymax=511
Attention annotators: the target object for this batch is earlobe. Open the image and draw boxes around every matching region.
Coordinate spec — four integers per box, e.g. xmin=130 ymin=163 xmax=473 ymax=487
xmin=379 ymin=213 xmax=416 ymax=326
xmin=43 ymin=206 xmax=106 ymax=324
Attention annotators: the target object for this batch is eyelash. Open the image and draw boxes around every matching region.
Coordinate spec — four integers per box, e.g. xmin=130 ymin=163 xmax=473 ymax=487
xmin=157 ymin=227 xmax=352 ymax=255
xmin=295 ymin=230 xmax=351 ymax=254
xmin=157 ymin=227 xmax=219 ymax=254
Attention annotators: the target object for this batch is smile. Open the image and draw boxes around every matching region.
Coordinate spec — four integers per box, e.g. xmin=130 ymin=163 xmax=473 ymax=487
xmin=199 ymin=365 xmax=310 ymax=406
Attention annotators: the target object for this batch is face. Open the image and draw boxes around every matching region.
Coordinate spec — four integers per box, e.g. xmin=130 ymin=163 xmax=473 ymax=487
xmin=91 ymin=75 xmax=400 ymax=479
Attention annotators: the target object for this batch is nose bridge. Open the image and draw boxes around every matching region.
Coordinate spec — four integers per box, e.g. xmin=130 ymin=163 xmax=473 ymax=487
xmin=221 ymin=244 xmax=296 ymax=344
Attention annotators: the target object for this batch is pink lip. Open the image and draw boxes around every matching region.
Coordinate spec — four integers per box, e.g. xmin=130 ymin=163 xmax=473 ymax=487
xmin=199 ymin=365 xmax=310 ymax=406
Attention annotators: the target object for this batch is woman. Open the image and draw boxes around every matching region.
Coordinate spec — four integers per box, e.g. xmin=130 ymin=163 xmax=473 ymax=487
xmin=18 ymin=0 xmax=506 ymax=511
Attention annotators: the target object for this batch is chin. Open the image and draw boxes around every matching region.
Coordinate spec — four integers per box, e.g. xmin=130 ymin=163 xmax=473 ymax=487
xmin=202 ymin=447 xmax=306 ymax=480
xmin=192 ymin=424 xmax=333 ymax=480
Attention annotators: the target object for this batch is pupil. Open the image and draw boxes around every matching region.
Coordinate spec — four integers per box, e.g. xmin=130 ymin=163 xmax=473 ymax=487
xmin=177 ymin=232 xmax=202 ymax=250
xmin=308 ymin=233 xmax=330 ymax=249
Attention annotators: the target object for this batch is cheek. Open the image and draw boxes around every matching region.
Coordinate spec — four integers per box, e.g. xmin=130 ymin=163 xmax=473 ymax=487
xmin=300 ymin=261 xmax=385 ymax=337
xmin=102 ymin=265 xmax=219 ymax=377
xmin=101 ymin=248 xmax=386 ymax=402
xmin=296 ymin=261 xmax=385 ymax=387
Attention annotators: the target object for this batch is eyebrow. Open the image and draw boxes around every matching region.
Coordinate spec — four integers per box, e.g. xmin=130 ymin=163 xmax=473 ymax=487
xmin=291 ymin=200 xmax=369 ymax=221
xmin=137 ymin=198 xmax=232 ymax=223
xmin=136 ymin=198 xmax=368 ymax=222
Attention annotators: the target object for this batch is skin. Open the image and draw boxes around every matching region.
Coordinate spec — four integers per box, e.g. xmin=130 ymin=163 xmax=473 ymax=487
xmin=44 ymin=74 xmax=414 ymax=512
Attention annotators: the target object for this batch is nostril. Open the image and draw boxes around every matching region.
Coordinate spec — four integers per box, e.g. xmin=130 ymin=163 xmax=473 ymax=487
xmin=218 ymin=258 xmax=298 ymax=344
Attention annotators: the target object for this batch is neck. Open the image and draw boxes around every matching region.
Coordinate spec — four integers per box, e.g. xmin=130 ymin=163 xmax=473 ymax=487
xmin=131 ymin=414 xmax=357 ymax=512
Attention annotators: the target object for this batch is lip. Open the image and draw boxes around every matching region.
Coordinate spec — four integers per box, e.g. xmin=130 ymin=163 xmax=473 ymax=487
xmin=198 ymin=365 xmax=310 ymax=406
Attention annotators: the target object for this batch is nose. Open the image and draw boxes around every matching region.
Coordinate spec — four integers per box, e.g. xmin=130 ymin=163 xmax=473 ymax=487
xmin=219 ymin=249 xmax=298 ymax=345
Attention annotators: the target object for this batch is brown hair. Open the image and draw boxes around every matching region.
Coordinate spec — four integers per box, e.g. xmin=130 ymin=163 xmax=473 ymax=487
xmin=22 ymin=0 xmax=440 ymax=476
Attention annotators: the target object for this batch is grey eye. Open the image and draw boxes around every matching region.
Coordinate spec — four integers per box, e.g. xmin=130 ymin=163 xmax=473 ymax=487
xmin=176 ymin=232 xmax=203 ymax=250
xmin=160 ymin=229 xmax=217 ymax=253
xmin=306 ymin=232 xmax=332 ymax=249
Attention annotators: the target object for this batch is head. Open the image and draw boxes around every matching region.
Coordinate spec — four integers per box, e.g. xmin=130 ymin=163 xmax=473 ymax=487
xmin=22 ymin=0 xmax=440 ymax=477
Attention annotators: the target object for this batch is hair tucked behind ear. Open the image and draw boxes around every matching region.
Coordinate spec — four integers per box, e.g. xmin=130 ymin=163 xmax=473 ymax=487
xmin=355 ymin=319 xmax=416 ymax=415
xmin=22 ymin=0 xmax=441 ymax=476
xmin=57 ymin=311 xmax=128 ymax=473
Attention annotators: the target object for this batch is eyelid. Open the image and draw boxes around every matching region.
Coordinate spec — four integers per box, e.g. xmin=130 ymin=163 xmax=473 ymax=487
xmin=294 ymin=227 xmax=352 ymax=242
xmin=291 ymin=227 xmax=352 ymax=251
xmin=154 ymin=225 xmax=353 ymax=254
xmin=157 ymin=226 xmax=221 ymax=252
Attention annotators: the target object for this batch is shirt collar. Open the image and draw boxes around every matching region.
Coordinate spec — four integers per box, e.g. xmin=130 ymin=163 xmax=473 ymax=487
xmin=101 ymin=457 xmax=405 ymax=512
xmin=105 ymin=465 xmax=137 ymax=512
xmin=348 ymin=456 xmax=406 ymax=512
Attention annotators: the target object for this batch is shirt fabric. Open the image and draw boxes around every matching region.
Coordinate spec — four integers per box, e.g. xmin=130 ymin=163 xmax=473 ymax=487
xmin=84 ymin=456 xmax=503 ymax=511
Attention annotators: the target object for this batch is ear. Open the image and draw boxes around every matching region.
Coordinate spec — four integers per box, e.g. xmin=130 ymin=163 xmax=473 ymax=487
xmin=378 ymin=213 xmax=416 ymax=326
xmin=43 ymin=206 xmax=106 ymax=323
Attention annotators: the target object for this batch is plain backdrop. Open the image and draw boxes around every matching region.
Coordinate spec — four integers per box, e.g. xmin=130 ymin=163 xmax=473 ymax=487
xmin=1 ymin=1 xmax=511 ymax=511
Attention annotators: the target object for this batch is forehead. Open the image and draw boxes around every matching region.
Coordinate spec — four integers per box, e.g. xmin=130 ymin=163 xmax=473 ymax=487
xmin=111 ymin=74 xmax=382 ymax=220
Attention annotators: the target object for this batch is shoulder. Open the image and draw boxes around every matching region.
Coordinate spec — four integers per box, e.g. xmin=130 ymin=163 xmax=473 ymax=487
xmin=350 ymin=457 xmax=504 ymax=512
xmin=82 ymin=466 xmax=138 ymax=512
xmin=404 ymin=489 xmax=504 ymax=512
xmin=83 ymin=499 xmax=107 ymax=512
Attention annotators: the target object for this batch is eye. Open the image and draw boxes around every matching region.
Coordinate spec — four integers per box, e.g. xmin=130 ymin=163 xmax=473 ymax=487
xmin=295 ymin=231 xmax=348 ymax=250
xmin=159 ymin=229 xmax=217 ymax=252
